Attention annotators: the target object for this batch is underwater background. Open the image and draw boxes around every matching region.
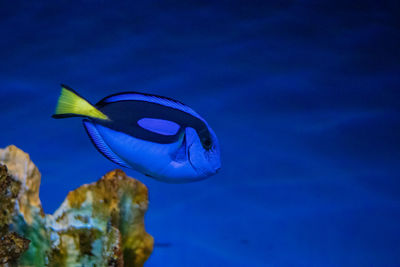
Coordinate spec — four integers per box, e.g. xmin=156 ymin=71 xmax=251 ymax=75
xmin=0 ymin=1 xmax=399 ymax=266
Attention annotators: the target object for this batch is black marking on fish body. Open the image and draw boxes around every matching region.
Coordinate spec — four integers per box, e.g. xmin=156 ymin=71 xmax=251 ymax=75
xmin=94 ymin=100 xmax=211 ymax=145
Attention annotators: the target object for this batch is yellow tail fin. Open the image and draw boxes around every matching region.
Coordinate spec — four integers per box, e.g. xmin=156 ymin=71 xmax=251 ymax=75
xmin=52 ymin=85 xmax=109 ymax=120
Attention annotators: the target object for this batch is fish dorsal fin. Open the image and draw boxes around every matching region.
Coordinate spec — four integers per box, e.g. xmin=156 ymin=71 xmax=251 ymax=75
xmin=96 ymin=92 xmax=205 ymax=122
xmin=82 ymin=119 xmax=130 ymax=168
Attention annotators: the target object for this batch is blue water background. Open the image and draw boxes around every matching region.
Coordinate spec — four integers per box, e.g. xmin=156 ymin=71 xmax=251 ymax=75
xmin=0 ymin=1 xmax=399 ymax=266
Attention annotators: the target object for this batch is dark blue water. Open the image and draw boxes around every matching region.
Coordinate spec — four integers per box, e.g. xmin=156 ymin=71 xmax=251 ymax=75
xmin=1 ymin=1 xmax=399 ymax=266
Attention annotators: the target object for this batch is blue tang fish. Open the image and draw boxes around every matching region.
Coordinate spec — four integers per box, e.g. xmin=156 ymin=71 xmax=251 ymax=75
xmin=52 ymin=85 xmax=221 ymax=183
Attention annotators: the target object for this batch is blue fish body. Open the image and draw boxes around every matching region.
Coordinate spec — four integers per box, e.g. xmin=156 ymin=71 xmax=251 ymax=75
xmin=53 ymin=85 xmax=221 ymax=183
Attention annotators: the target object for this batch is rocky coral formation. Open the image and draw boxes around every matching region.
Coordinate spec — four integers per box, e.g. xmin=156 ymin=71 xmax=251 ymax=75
xmin=48 ymin=169 xmax=154 ymax=266
xmin=0 ymin=165 xmax=30 ymax=265
xmin=0 ymin=146 xmax=50 ymax=266
xmin=0 ymin=145 xmax=153 ymax=266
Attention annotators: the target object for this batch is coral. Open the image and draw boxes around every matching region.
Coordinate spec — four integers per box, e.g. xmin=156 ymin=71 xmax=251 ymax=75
xmin=0 ymin=165 xmax=20 ymax=228
xmin=0 ymin=232 xmax=30 ymax=265
xmin=0 ymin=145 xmax=53 ymax=266
xmin=0 ymin=145 xmax=153 ymax=266
xmin=47 ymin=169 xmax=154 ymax=266
xmin=0 ymin=165 xmax=30 ymax=265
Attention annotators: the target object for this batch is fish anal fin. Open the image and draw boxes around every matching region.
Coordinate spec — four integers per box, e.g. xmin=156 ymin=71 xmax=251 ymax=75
xmin=82 ymin=119 xmax=130 ymax=168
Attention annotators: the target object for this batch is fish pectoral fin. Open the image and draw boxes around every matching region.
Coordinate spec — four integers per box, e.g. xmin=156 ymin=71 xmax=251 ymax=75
xmin=52 ymin=85 xmax=109 ymax=120
xmin=170 ymin=130 xmax=188 ymax=163
xmin=82 ymin=119 xmax=130 ymax=168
